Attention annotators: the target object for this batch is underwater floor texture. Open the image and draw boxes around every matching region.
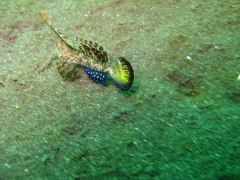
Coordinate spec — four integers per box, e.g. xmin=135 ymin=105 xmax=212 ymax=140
xmin=0 ymin=0 xmax=240 ymax=179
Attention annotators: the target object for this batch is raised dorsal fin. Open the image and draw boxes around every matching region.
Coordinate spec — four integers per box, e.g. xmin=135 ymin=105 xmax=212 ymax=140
xmin=76 ymin=37 xmax=108 ymax=64
xmin=40 ymin=11 xmax=76 ymax=51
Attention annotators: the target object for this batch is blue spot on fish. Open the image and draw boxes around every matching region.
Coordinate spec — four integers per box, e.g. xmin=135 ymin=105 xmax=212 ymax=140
xmin=84 ymin=66 xmax=108 ymax=84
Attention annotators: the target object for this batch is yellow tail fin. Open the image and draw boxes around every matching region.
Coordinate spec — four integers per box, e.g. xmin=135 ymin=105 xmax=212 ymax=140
xmin=110 ymin=57 xmax=134 ymax=91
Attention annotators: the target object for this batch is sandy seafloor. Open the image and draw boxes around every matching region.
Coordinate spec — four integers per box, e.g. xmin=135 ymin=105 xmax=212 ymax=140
xmin=0 ymin=0 xmax=240 ymax=179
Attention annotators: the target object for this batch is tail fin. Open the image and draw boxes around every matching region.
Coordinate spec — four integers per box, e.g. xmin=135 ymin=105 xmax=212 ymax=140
xmin=110 ymin=57 xmax=134 ymax=91
xmin=39 ymin=11 xmax=75 ymax=50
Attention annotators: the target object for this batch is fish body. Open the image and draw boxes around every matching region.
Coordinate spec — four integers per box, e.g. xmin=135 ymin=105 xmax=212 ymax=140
xmin=40 ymin=11 xmax=134 ymax=91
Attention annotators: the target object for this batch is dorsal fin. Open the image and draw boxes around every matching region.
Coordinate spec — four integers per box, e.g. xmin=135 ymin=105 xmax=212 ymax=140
xmin=76 ymin=37 xmax=108 ymax=64
xmin=40 ymin=11 xmax=76 ymax=51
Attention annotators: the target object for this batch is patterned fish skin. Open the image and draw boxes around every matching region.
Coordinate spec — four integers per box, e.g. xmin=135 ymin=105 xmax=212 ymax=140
xmin=84 ymin=66 xmax=108 ymax=84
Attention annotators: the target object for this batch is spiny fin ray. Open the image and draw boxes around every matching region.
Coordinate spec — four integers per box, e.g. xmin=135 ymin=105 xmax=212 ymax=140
xmin=39 ymin=11 xmax=76 ymax=50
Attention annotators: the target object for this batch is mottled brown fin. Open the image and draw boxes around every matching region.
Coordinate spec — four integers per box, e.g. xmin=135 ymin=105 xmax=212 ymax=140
xmin=76 ymin=37 xmax=108 ymax=64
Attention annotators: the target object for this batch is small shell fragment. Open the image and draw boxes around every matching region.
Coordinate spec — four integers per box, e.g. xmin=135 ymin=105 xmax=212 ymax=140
xmin=186 ymin=56 xmax=192 ymax=60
